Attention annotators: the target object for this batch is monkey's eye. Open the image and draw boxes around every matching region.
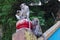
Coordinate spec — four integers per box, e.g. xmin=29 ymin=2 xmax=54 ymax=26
xmin=36 ymin=21 xmax=38 ymax=23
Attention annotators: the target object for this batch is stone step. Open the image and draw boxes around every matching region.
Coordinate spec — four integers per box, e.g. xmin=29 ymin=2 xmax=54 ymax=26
xmin=12 ymin=29 xmax=37 ymax=40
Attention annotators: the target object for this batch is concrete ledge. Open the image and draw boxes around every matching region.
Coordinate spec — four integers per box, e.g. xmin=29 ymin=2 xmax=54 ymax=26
xmin=38 ymin=37 xmax=44 ymax=40
xmin=12 ymin=30 xmax=25 ymax=40
xmin=43 ymin=21 xmax=60 ymax=39
xmin=12 ymin=29 xmax=37 ymax=40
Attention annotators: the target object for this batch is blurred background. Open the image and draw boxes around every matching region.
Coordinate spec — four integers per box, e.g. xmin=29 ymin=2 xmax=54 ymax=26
xmin=0 ymin=0 xmax=60 ymax=40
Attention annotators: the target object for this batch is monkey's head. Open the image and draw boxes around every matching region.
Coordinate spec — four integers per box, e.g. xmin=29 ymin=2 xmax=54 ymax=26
xmin=20 ymin=3 xmax=26 ymax=8
xmin=32 ymin=18 xmax=39 ymax=26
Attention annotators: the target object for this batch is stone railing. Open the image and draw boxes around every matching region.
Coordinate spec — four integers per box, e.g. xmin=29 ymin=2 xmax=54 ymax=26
xmin=38 ymin=21 xmax=60 ymax=40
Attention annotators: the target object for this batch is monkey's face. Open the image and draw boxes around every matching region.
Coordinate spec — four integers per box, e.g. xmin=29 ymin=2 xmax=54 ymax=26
xmin=32 ymin=20 xmax=38 ymax=26
xmin=32 ymin=20 xmax=38 ymax=30
xmin=35 ymin=21 xmax=38 ymax=25
xmin=20 ymin=4 xmax=25 ymax=9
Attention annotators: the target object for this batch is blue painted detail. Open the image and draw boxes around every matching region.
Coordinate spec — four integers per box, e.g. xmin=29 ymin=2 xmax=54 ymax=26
xmin=48 ymin=27 xmax=60 ymax=40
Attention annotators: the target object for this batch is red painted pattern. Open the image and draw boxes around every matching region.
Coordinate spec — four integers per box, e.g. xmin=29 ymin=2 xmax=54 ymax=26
xmin=16 ymin=19 xmax=32 ymax=29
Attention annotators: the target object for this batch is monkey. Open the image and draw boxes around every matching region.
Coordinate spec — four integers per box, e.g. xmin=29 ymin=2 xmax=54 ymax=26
xmin=15 ymin=3 xmax=30 ymax=20
xmin=20 ymin=3 xmax=30 ymax=20
xmin=32 ymin=18 xmax=42 ymax=38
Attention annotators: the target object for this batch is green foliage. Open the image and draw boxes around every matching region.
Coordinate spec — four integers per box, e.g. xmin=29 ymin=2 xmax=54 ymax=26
xmin=0 ymin=0 xmax=16 ymax=40
xmin=2 ymin=5 xmax=11 ymax=11
xmin=15 ymin=0 xmax=40 ymax=5
xmin=30 ymin=6 xmax=45 ymax=26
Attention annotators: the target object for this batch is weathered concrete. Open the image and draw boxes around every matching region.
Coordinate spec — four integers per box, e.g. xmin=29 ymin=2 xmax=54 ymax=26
xmin=12 ymin=29 xmax=37 ymax=40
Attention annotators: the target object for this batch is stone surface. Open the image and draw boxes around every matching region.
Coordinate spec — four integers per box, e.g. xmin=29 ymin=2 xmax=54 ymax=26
xmin=12 ymin=29 xmax=37 ymax=40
